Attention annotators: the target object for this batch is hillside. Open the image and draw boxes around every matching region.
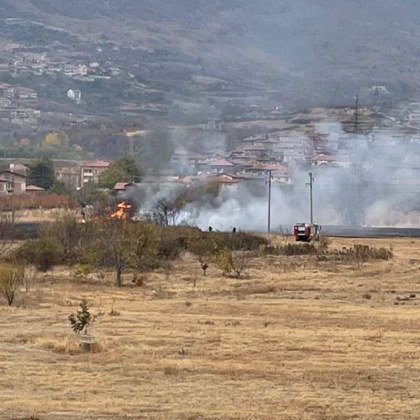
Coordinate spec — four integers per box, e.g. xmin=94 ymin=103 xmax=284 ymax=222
xmin=2 ymin=1 xmax=420 ymax=107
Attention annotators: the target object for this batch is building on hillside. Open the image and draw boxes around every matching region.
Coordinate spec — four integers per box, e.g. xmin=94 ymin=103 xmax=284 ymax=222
xmin=16 ymin=88 xmax=38 ymax=100
xmin=0 ymin=83 xmax=15 ymax=99
xmin=310 ymin=153 xmax=336 ymax=166
xmin=80 ymin=160 xmax=110 ymax=186
xmin=10 ymin=108 xmax=41 ymax=122
xmin=196 ymin=158 xmax=237 ymax=174
xmin=245 ymin=162 xmax=291 ymax=183
xmin=205 ymin=174 xmax=240 ymax=192
xmin=0 ymin=98 xmax=12 ymax=108
xmin=171 ymin=149 xmax=204 ymax=174
xmin=203 ymin=120 xmax=224 ymax=131
xmin=67 ymin=89 xmax=82 ymax=104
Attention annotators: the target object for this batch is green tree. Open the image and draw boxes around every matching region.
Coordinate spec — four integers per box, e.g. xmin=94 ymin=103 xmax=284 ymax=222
xmin=68 ymin=299 xmax=95 ymax=334
xmin=50 ymin=180 xmax=70 ymax=195
xmin=15 ymin=238 xmax=61 ymax=272
xmin=27 ymin=158 xmax=55 ymax=189
xmin=99 ymin=157 xmax=144 ymax=189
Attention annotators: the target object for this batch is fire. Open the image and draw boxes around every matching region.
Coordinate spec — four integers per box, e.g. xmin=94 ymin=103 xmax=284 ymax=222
xmin=111 ymin=201 xmax=132 ymax=219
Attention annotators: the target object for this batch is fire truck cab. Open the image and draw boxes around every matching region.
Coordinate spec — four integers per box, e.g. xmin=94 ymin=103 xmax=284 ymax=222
xmin=293 ymin=223 xmax=321 ymax=242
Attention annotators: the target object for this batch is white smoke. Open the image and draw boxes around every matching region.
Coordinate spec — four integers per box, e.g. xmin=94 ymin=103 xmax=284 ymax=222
xmin=128 ymin=120 xmax=420 ymax=231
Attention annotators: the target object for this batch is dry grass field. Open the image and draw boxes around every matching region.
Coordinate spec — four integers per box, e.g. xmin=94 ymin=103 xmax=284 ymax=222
xmin=1 ymin=236 xmax=420 ymax=419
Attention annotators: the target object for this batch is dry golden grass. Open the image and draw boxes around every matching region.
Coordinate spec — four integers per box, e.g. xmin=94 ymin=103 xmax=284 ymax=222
xmin=1 ymin=236 xmax=420 ymax=419
xmin=16 ymin=209 xmax=78 ymax=223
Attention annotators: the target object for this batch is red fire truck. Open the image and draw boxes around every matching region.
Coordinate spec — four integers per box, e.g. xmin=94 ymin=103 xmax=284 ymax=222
xmin=293 ymin=223 xmax=321 ymax=242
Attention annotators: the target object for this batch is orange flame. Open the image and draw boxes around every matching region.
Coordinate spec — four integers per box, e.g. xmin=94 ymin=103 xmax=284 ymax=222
xmin=110 ymin=201 xmax=132 ymax=219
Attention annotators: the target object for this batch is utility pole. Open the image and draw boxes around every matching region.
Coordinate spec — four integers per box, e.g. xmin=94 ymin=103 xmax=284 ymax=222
xmin=306 ymin=172 xmax=314 ymax=225
xmin=267 ymin=170 xmax=272 ymax=233
xmin=353 ymin=94 xmax=361 ymax=226
xmin=354 ymin=94 xmax=359 ymax=137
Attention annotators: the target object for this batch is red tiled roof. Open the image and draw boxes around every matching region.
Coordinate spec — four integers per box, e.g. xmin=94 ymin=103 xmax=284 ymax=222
xmin=311 ymin=154 xmax=335 ymax=162
xmin=83 ymin=160 xmax=111 ymax=168
xmin=26 ymin=185 xmax=44 ymax=192
xmin=208 ymin=159 xmax=234 ymax=167
xmin=206 ymin=174 xmax=239 ymax=184
xmin=179 ymin=176 xmax=192 ymax=184
xmin=113 ymin=182 xmax=131 ymax=191
xmin=250 ymin=162 xmax=288 ymax=172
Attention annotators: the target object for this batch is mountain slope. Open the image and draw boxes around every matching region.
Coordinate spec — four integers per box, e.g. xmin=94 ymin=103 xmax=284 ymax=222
xmin=3 ymin=0 xmax=420 ymax=105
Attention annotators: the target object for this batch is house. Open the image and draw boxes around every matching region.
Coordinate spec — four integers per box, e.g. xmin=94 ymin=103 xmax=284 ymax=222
xmin=26 ymin=185 xmax=44 ymax=193
xmin=204 ymin=120 xmax=224 ymax=131
xmin=0 ymin=98 xmax=12 ymax=107
xmin=310 ymin=153 xmax=336 ymax=166
xmin=10 ymin=108 xmax=41 ymax=122
xmin=196 ymin=158 xmax=237 ymax=174
xmin=9 ymin=163 xmax=28 ymax=176
xmin=67 ymin=89 xmax=82 ymax=104
xmin=81 ymin=160 xmax=110 ymax=186
xmin=171 ymin=149 xmax=204 ymax=174
xmin=64 ymin=64 xmax=88 ymax=77
xmin=114 ymin=182 xmax=133 ymax=192
xmin=0 ymin=170 xmax=26 ymax=193
xmin=16 ymin=88 xmax=38 ymax=100
xmin=0 ymin=83 xmax=15 ymax=99
xmin=245 ymin=162 xmax=290 ymax=183
xmin=205 ymin=174 xmax=240 ymax=192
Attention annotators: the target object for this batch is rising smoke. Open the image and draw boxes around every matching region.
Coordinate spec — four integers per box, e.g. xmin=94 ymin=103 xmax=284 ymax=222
xmin=124 ymin=120 xmax=420 ymax=231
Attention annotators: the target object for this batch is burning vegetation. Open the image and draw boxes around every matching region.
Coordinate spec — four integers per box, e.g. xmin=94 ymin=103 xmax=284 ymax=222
xmin=110 ymin=201 xmax=133 ymax=220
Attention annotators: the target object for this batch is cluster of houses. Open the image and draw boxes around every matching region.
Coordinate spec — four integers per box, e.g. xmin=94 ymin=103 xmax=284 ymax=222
xmin=7 ymin=51 xmax=119 ymax=81
xmin=0 ymin=163 xmax=39 ymax=194
xmin=0 ymin=50 xmax=129 ymax=122
xmin=0 ymin=82 xmax=40 ymax=122
xmin=0 ymin=160 xmax=112 ymax=195
xmin=166 ymin=131 xmax=355 ymax=191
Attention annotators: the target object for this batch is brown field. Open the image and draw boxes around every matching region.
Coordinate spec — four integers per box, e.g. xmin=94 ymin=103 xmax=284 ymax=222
xmin=1 ymin=236 xmax=420 ymax=419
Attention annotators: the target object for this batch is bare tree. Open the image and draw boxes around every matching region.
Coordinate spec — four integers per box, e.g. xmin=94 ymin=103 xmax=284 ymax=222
xmin=0 ymin=214 xmax=16 ymax=257
xmin=0 ymin=263 xmax=25 ymax=306
xmin=42 ymin=215 xmax=84 ymax=256
xmin=230 ymin=251 xmax=253 ymax=279
xmin=153 ymin=198 xmax=180 ymax=226
xmin=214 ymin=248 xmax=253 ymax=278
xmin=130 ymin=222 xmax=160 ymax=271
xmin=92 ymin=219 xmax=134 ymax=287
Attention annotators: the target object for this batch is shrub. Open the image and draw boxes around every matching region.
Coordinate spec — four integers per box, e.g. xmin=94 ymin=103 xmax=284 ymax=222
xmin=72 ymin=264 xmax=92 ymax=281
xmin=211 ymin=231 xmax=268 ymax=251
xmin=157 ymin=226 xmax=194 ymax=260
xmin=214 ymin=247 xmax=254 ymax=278
xmin=335 ymin=244 xmax=393 ymax=261
xmin=0 ymin=263 xmax=25 ymax=306
xmin=214 ymin=247 xmax=233 ymax=275
xmin=15 ymin=238 xmax=61 ymax=272
xmin=42 ymin=215 xmax=85 ymax=257
xmin=264 ymin=243 xmax=318 ymax=256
